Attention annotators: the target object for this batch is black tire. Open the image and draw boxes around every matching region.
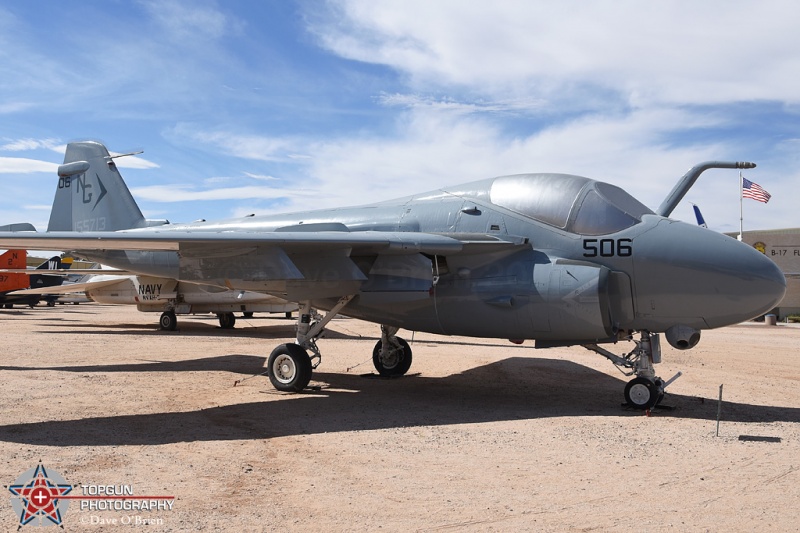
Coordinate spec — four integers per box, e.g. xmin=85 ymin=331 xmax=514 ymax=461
xmin=4 ymin=304 xmax=12 ymax=309
xmin=267 ymin=343 xmax=312 ymax=392
xmin=218 ymin=312 xmax=236 ymax=329
xmin=372 ymin=337 xmax=413 ymax=377
xmin=624 ymin=377 xmax=659 ymax=409
xmin=160 ymin=311 xmax=177 ymax=331
xmin=46 ymin=300 xmax=56 ymax=307
xmin=243 ymin=311 xmax=254 ymax=318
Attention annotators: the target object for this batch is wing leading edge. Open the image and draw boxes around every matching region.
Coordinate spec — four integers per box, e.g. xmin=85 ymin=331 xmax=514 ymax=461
xmin=0 ymin=230 xmax=507 ymax=254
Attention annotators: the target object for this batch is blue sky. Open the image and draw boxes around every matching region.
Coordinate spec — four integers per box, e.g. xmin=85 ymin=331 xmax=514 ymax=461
xmin=0 ymin=0 xmax=797 ymax=235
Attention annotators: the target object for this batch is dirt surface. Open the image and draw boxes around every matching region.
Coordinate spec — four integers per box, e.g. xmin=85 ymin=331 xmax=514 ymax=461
xmin=1 ymin=303 xmax=798 ymax=531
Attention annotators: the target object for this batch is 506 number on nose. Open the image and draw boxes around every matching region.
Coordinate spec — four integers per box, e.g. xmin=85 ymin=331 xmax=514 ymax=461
xmin=583 ymin=238 xmax=632 ymax=257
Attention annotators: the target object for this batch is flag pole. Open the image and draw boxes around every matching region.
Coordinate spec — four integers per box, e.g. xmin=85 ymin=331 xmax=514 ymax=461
xmin=738 ymin=171 xmax=743 ymax=241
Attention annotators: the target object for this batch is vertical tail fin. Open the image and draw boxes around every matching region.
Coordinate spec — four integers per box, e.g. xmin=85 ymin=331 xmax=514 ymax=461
xmin=30 ymin=256 xmax=71 ymax=289
xmin=0 ymin=250 xmax=29 ymax=292
xmin=1 ymin=249 xmax=27 ymax=269
xmin=691 ymin=203 xmax=708 ymax=228
xmin=34 ymin=256 xmax=72 ymax=270
xmin=47 ymin=141 xmax=147 ymax=232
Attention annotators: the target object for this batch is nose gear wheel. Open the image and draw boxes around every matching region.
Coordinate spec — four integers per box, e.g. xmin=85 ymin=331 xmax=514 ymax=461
xmin=624 ymin=377 xmax=660 ymax=409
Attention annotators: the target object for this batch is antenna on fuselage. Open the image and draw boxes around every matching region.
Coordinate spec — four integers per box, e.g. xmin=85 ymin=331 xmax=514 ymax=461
xmin=107 ymin=150 xmax=144 ymax=160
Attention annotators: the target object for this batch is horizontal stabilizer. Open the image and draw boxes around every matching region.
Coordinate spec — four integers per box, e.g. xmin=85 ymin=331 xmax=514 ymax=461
xmin=0 ymin=223 xmax=36 ymax=232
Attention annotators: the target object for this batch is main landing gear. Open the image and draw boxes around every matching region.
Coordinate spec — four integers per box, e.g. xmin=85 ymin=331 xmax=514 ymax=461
xmin=217 ymin=312 xmax=236 ymax=329
xmin=158 ymin=311 xmax=237 ymax=330
xmin=266 ymin=296 xmax=353 ymax=392
xmin=372 ymin=325 xmax=413 ymax=377
xmin=265 ymin=296 xmax=414 ymax=392
xmin=584 ymin=331 xmax=682 ymax=410
xmin=160 ymin=311 xmax=177 ymax=331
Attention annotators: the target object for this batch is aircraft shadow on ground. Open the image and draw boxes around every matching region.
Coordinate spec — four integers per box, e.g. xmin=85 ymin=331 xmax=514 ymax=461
xmin=33 ymin=323 xmax=301 ymax=339
xmin=28 ymin=321 xmax=522 ymax=345
xmin=1 ymin=307 xmax=98 ymax=315
xmin=0 ymin=354 xmax=267 ymax=376
xmin=1 ymin=356 xmax=798 ymax=447
xmin=30 ymin=321 xmax=367 ymax=341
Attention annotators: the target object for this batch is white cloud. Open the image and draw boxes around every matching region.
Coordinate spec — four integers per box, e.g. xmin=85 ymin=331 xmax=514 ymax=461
xmin=175 ymin=126 xmax=307 ymax=162
xmin=202 ymin=176 xmax=235 ymax=185
xmin=0 ymin=102 xmax=34 ymax=114
xmin=2 ymin=2 xmax=793 ymax=235
xmin=179 ymin=105 xmax=720 ymax=210
xmin=0 ymin=207 xmax=46 ymax=232
xmin=311 ymin=1 xmax=800 ymax=106
xmin=243 ymin=172 xmax=279 ymax=181
xmin=175 ymin=97 xmax=795 ymax=232
xmin=130 ymin=184 xmax=311 ymax=202
xmin=0 ymin=157 xmax=59 ymax=174
xmin=139 ymin=0 xmax=240 ymax=42
xmin=377 ymin=93 xmax=547 ymax=115
xmin=202 ymin=173 xmax=281 ymax=185
xmin=0 ymin=146 xmax=157 ymax=174
xmin=110 ymin=153 xmax=160 ymax=170
xmin=0 ymin=138 xmax=61 ymax=151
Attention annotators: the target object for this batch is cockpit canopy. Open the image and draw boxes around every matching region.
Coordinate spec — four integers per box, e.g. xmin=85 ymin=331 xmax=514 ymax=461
xmin=489 ymin=174 xmax=654 ymax=235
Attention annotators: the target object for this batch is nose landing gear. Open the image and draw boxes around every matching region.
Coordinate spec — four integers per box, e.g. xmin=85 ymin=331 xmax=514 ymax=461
xmin=584 ymin=331 xmax=682 ymax=410
xmin=624 ymin=377 xmax=661 ymax=410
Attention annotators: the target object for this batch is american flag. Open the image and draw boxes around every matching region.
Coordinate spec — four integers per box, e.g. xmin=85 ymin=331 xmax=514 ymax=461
xmin=742 ymin=177 xmax=771 ymax=203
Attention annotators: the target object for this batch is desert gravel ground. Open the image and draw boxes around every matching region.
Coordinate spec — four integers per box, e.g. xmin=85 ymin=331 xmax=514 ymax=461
xmin=1 ymin=303 xmax=798 ymax=532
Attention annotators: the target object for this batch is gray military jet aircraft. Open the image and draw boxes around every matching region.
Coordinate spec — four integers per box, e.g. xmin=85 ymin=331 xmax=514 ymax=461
xmin=0 ymin=142 xmax=785 ymax=409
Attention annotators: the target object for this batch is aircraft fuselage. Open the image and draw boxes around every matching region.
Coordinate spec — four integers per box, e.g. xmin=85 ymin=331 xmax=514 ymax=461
xmin=75 ymin=175 xmax=785 ymax=345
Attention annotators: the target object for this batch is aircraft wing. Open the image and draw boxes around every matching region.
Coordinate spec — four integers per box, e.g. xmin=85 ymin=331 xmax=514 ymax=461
xmin=0 ymin=230 xmax=526 ymax=254
xmin=6 ymin=277 xmax=130 ymax=296
xmin=0 ymin=230 xmax=528 ymax=301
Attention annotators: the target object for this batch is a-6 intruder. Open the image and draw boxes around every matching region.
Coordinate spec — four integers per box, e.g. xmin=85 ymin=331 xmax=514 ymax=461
xmin=0 ymin=142 xmax=785 ymax=409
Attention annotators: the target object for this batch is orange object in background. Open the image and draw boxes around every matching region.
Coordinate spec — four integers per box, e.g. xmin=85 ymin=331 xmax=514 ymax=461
xmin=0 ymin=250 xmax=29 ymax=292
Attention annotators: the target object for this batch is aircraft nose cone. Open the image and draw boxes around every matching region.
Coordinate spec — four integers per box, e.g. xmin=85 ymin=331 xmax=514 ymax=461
xmin=716 ymin=237 xmax=787 ymax=325
xmin=633 ymin=220 xmax=786 ymax=329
